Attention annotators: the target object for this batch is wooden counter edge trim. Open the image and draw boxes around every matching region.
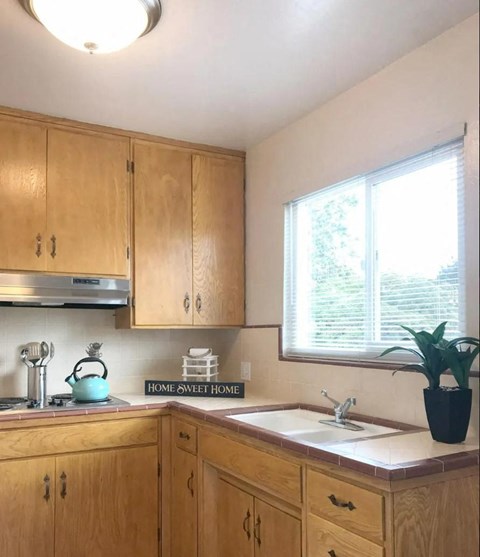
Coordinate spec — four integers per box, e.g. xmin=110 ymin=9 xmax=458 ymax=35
xmin=0 ymin=104 xmax=246 ymax=159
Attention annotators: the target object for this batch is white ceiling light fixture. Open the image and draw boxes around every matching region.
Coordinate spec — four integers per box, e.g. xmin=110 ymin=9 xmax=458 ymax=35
xmin=19 ymin=0 xmax=162 ymax=54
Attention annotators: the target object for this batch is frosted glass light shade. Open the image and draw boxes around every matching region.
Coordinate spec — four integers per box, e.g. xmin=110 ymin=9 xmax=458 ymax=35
xmin=20 ymin=0 xmax=162 ymax=54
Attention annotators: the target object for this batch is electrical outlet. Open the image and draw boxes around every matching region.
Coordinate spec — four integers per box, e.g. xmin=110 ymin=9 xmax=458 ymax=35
xmin=240 ymin=361 xmax=251 ymax=381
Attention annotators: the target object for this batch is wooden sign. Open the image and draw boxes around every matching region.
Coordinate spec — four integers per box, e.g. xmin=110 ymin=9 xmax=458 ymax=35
xmin=145 ymin=380 xmax=245 ymax=398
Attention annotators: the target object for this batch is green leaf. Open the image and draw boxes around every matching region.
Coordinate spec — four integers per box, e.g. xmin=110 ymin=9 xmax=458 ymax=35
xmin=394 ymin=363 xmax=437 ymax=389
xmin=432 ymin=321 xmax=447 ymax=342
xmin=379 ymin=346 xmax=424 ymax=361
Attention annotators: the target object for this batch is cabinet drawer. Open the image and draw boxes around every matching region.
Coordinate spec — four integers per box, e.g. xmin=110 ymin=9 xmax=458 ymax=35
xmin=174 ymin=419 xmax=197 ymax=454
xmin=307 ymin=514 xmax=384 ymax=557
xmin=200 ymin=429 xmax=302 ymax=503
xmin=0 ymin=418 xmax=158 ymax=460
xmin=307 ymin=469 xmax=384 ymax=542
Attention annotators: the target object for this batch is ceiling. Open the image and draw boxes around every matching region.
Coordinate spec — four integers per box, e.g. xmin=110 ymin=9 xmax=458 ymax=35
xmin=0 ymin=0 xmax=478 ymax=150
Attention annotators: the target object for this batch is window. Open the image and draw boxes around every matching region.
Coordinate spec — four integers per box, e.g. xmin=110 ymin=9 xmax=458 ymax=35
xmin=283 ymin=138 xmax=466 ymax=362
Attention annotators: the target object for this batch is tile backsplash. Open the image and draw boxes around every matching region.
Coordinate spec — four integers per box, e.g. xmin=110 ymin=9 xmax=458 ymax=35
xmin=1 ymin=310 xmax=477 ymax=440
xmin=0 ymin=307 xmax=241 ymax=397
xmin=237 ymin=327 xmax=479 ymax=439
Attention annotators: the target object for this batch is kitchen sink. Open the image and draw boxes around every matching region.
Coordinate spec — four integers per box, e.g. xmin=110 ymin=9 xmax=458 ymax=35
xmin=229 ymin=408 xmax=399 ymax=446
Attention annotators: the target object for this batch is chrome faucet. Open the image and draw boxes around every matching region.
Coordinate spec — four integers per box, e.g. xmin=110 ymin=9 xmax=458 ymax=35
xmin=321 ymin=389 xmax=357 ymax=425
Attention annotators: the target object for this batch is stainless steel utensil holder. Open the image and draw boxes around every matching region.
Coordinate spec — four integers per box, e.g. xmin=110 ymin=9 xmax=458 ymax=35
xmin=28 ymin=365 xmax=47 ymax=407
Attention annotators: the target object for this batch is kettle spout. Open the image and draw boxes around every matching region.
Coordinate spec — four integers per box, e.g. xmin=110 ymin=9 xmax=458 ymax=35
xmin=65 ymin=372 xmax=77 ymax=386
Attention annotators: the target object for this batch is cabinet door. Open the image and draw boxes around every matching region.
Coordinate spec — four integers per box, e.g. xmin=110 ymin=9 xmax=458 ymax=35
xmin=254 ymin=498 xmax=301 ymax=557
xmin=172 ymin=446 xmax=198 ymax=557
xmin=0 ymin=117 xmax=47 ymax=271
xmin=133 ymin=142 xmax=193 ymax=325
xmin=0 ymin=457 xmax=55 ymax=557
xmin=192 ymin=155 xmax=245 ymax=326
xmin=55 ymin=445 xmax=158 ymax=557
xmin=46 ymin=128 xmax=129 ymax=276
xmin=217 ymin=480 xmax=254 ymax=557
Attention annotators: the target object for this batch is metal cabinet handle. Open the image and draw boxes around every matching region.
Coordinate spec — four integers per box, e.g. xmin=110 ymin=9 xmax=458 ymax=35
xmin=36 ymin=234 xmax=42 ymax=258
xmin=183 ymin=293 xmax=190 ymax=314
xmin=60 ymin=471 xmax=67 ymax=499
xmin=254 ymin=515 xmax=261 ymax=546
xmin=179 ymin=431 xmax=191 ymax=440
xmin=328 ymin=551 xmax=337 ymax=557
xmin=195 ymin=293 xmax=202 ymax=313
xmin=328 ymin=494 xmax=356 ymax=511
xmin=242 ymin=509 xmax=251 ymax=540
xmin=187 ymin=471 xmax=194 ymax=497
xmin=43 ymin=474 xmax=50 ymax=501
xmin=50 ymin=235 xmax=57 ymax=258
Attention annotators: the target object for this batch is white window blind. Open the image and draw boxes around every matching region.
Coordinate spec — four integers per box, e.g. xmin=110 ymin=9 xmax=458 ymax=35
xmin=283 ymin=138 xmax=465 ymax=361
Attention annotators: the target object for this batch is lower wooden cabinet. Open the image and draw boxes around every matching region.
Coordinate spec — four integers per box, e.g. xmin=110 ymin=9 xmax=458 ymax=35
xmin=171 ymin=445 xmax=198 ymax=557
xmin=218 ymin=479 xmax=301 ymax=557
xmin=0 ymin=418 xmax=160 ymax=557
xmin=0 ymin=457 xmax=55 ymax=557
xmin=55 ymin=446 xmax=158 ymax=557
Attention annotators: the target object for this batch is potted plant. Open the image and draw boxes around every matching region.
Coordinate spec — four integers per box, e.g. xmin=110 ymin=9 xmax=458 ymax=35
xmin=379 ymin=322 xmax=479 ymax=444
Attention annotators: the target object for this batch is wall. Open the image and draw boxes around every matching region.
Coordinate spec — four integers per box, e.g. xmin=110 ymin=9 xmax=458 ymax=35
xmin=242 ymin=15 xmax=479 ymax=435
xmin=0 ymin=307 xmax=240 ymax=397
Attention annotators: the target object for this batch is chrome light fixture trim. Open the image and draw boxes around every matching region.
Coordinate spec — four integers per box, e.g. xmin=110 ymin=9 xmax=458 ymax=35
xmin=19 ymin=0 xmax=162 ymax=54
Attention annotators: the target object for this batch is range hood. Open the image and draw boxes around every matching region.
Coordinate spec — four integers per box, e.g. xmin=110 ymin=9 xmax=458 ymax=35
xmin=0 ymin=273 xmax=130 ymax=308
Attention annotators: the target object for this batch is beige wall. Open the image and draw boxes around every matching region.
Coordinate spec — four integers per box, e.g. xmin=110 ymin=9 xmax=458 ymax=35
xmin=242 ymin=15 xmax=479 ymax=435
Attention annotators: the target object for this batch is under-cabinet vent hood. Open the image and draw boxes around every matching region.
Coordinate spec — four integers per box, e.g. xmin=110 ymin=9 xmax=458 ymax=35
xmin=0 ymin=273 xmax=130 ymax=308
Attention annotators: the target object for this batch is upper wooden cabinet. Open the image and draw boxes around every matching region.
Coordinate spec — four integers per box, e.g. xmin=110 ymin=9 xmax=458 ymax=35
xmin=192 ymin=155 xmax=245 ymax=326
xmin=0 ymin=117 xmax=47 ymax=272
xmin=0 ymin=115 xmax=129 ymax=277
xmin=46 ymin=129 xmax=129 ymax=276
xmin=127 ymin=141 xmax=245 ymax=327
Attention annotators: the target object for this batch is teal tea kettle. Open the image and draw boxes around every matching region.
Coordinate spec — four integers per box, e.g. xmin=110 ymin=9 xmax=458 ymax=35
xmin=65 ymin=357 xmax=110 ymax=402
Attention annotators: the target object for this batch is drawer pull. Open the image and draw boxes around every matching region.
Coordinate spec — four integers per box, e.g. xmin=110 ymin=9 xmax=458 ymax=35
xmin=50 ymin=235 xmax=57 ymax=258
xmin=36 ymin=234 xmax=42 ymax=258
xmin=328 ymin=551 xmax=337 ymax=557
xmin=242 ymin=509 xmax=251 ymax=540
xmin=60 ymin=471 xmax=67 ymax=499
xmin=254 ymin=515 xmax=261 ymax=546
xmin=43 ymin=474 xmax=50 ymax=501
xmin=179 ymin=431 xmax=191 ymax=440
xmin=187 ymin=471 xmax=194 ymax=497
xmin=328 ymin=494 xmax=356 ymax=511
xmin=195 ymin=293 xmax=202 ymax=313
xmin=183 ymin=293 xmax=190 ymax=314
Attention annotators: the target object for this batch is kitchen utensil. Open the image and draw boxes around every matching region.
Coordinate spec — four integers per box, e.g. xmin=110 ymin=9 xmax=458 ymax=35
xmin=20 ymin=348 xmax=34 ymax=368
xmin=40 ymin=341 xmax=49 ymax=365
xmin=25 ymin=342 xmax=42 ymax=365
xmin=65 ymin=357 xmax=110 ymax=402
xmin=43 ymin=341 xmax=55 ymax=366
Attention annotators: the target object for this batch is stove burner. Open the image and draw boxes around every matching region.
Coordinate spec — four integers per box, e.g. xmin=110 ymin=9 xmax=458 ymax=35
xmin=0 ymin=404 xmax=13 ymax=411
xmin=0 ymin=397 xmax=27 ymax=405
xmin=50 ymin=393 xmax=73 ymax=401
xmin=73 ymin=397 xmax=111 ymax=404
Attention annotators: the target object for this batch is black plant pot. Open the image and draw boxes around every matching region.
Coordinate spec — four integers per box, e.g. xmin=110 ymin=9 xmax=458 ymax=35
xmin=423 ymin=387 xmax=472 ymax=444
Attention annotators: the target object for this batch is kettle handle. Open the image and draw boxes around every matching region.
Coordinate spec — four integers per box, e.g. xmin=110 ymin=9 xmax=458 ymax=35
xmin=72 ymin=357 xmax=108 ymax=380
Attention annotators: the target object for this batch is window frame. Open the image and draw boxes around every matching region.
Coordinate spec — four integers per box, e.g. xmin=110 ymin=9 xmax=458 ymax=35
xmin=282 ymin=137 xmax=469 ymax=365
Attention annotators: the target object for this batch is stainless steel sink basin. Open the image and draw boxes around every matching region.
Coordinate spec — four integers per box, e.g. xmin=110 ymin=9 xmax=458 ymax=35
xmin=229 ymin=408 xmax=399 ymax=446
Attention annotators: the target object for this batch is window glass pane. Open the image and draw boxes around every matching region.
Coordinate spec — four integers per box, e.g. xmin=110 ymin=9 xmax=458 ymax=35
xmin=283 ymin=138 xmax=466 ymax=361
xmin=374 ymin=155 xmax=462 ymax=345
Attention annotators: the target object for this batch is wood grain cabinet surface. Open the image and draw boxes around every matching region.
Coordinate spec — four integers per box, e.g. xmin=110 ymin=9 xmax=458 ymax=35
xmin=171 ymin=442 xmax=198 ymax=557
xmin=0 ymin=114 xmax=129 ymax=277
xmin=0 ymin=417 xmax=160 ymax=557
xmin=218 ymin=478 xmax=301 ymax=557
xmin=120 ymin=141 xmax=245 ymax=328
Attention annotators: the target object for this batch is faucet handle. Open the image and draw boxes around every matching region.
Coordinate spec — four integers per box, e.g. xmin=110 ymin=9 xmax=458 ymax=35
xmin=321 ymin=389 xmax=342 ymax=408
